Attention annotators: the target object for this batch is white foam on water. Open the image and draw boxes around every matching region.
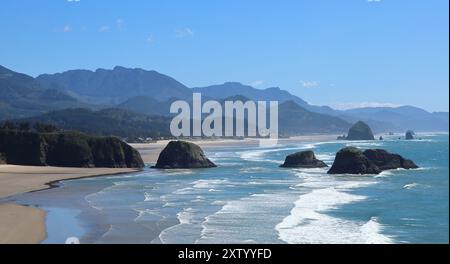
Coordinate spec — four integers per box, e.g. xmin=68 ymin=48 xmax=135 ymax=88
xmin=159 ymin=207 xmax=204 ymax=244
xmin=192 ymin=179 xmax=230 ymax=189
xmin=144 ymin=192 xmax=153 ymax=202
xmin=239 ymin=146 xmax=298 ymax=162
xmin=177 ymin=208 xmax=195 ymax=224
xmin=239 ymin=167 xmax=272 ymax=173
xmin=275 ymin=178 xmax=393 ymax=244
xmin=197 ymin=193 xmax=295 ymax=244
xmin=315 ymin=153 xmax=335 ymax=162
xmin=403 ymin=183 xmax=419 ymax=190
xmin=172 ymin=187 xmax=195 ymax=195
xmin=133 ymin=208 xmax=164 ymax=222
xmin=345 ymin=142 xmax=383 ymax=148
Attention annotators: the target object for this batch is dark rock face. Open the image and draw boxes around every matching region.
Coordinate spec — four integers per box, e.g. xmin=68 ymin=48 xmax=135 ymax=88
xmin=346 ymin=121 xmax=375 ymax=140
xmin=0 ymin=130 xmax=144 ymax=168
xmin=153 ymin=141 xmax=216 ymax=169
xmin=363 ymin=149 xmax=418 ymax=170
xmin=328 ymin=147 xmax=418 ymax=175
xmin=328 ymin=147 xmax=381 ymax=174
xmin=405 ymin=130 xmax=415 ymax=140
xmin=280 ymin=150 xmax=328 ymax=168
xmin=0 ymin=153 xmax=5 ymax=164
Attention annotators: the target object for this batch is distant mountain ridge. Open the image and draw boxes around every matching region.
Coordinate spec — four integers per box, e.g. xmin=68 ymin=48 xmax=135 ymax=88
xmin=36 ymin=66 xmax=192 ymax=104
xmin=343 ymin=106 xmax=449 ymax=132
xmin=0 ymin=65 xmax=87 ymax=120
xmin=1 ymin=65 xmax=448 ymax=133
xmin=193 ymin=82 xmax=335 ymax=114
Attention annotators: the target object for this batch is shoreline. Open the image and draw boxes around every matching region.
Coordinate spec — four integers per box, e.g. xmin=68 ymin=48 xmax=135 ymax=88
xmin=0 ymin=134 xmax=338 ymax=244
xmin=0 ymin=166 xmax=141 ymax=244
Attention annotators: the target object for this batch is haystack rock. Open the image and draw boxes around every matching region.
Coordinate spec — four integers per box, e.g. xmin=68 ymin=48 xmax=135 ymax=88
xmin=345 ymin=121 xmax=375 ymax=140
xmin=153 ymin=141 xmax=217 ymax=169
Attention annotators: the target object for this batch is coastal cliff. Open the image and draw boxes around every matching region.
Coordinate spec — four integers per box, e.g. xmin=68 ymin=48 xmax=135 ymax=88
xmin=0 ymin=130 xmax=144 ymax=168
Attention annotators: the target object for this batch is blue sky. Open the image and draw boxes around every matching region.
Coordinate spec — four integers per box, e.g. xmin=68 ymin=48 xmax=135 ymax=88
xmin=0 ymin=0 xmax=448 ymax=112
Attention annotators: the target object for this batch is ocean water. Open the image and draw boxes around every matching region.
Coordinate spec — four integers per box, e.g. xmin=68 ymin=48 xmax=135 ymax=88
xmin=10 ymin=133 xmax=449 ymax=244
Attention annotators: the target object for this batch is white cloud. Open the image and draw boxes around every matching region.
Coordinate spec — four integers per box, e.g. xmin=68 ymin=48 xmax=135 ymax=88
xmin=175 ymin=28 xmax=194 ymax=38
xmin=332 ymin=102 xmax=403 ymax=110
xmin=67 ymin=0 xmax=81 ymax=2
xmin=62 ymin=25 xmax=72 ymax=32
xmin=300 ymin=80 xmax=319 ymax=88
xmin=367 ymin=0 xmax=382 ymax=2
xmin=250 ymin=80 xmax=264 ymax=87
xmin=99 ymin=26 xmax=110 ymax=33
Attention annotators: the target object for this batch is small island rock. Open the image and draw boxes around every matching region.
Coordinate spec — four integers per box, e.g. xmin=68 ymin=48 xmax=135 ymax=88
xmin=153 ymin=141 xmax=216 ymax=169
xmin=328 ymin=147 xmax=418 ymax=175
xmin=327 ymin=147 xmax=380 ymax=174
xmin=405 ymin=130 xmax=415 ymax=140
xmin=280 ymin=150 xmax=328 ymax=168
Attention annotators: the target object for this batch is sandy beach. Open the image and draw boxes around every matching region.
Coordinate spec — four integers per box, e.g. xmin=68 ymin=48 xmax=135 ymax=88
xmin=0 ymin=165 xmax=139 ymax=244
xmin=0 ymin=135 xmax=337 ymax=244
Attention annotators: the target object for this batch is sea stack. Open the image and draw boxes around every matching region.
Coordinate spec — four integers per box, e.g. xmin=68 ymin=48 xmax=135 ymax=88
xmin=327 ymin=147 xmax=381 ymax=174
xmin=153 ymin=141 xmax=217 ymax=169
xmin=405 ymin=130 xmax=415 ymax=140
xmin=280 ymin=150 xmax=328 ymax=168
xmin=328 ymin=147 xmax=418 ymax=175
xmin=345 ymin=121 xmax=375 ymax=140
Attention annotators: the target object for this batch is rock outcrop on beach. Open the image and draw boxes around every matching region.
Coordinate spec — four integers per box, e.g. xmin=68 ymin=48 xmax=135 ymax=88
xmin=405 ymin=130 xmax=415 ymax=140
xmin=328 ymin=147 xmax=418 ymax=175
xmin=0 ymin=130 xmax=144 ymax=168
xmin=153 ymin=141 xmax=216 ymax=169
xmin=345 ymin=121 xmax=375 ymax=140
xmin=280 ymin=150 xmax=328 ymax=168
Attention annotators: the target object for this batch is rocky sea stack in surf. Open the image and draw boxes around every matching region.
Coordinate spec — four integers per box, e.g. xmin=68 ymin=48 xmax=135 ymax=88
xmin=328 ymin=147 xmax=418 ymax=175
xmin=153 ymin=141 xmax=216 ymax=169
xmin=0 ymin=130 xmax=144 ymax=168
xmin=280 ymin=150 xmax=328 ymax=168
xmin=345 ymin=121 xmax=375 ymax=140
xmin=405 ymin=130 xmax=415 ymax=140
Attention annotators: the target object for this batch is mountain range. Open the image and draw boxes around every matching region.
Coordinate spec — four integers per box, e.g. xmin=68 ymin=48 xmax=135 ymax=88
xmin=1 ymin=65 xmax=448 ymax=136
xmin=0 ymin=65 xmax=88 ymax=119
